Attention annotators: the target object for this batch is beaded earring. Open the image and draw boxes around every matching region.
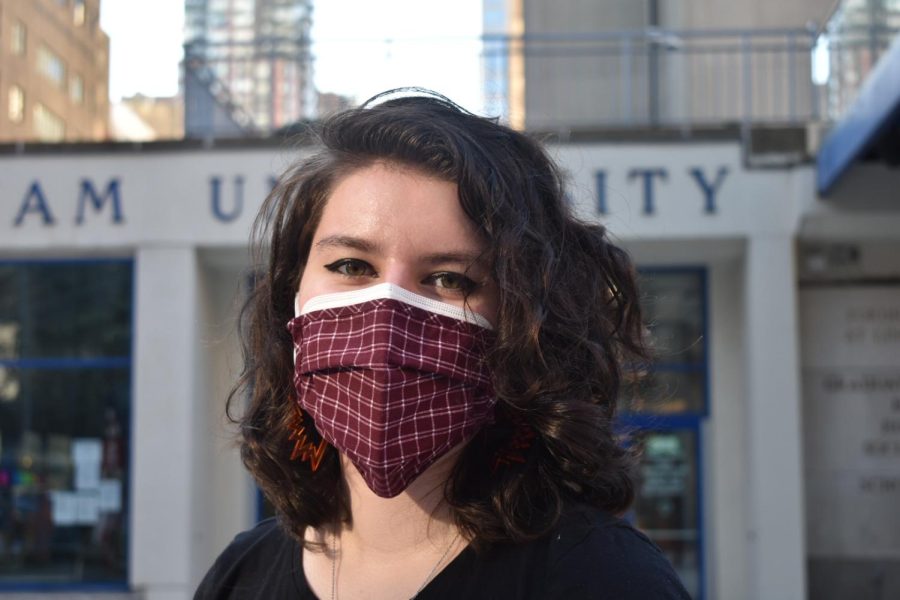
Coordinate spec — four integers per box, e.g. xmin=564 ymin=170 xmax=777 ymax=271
xmin=288 ymin=407 xmax=329 ymax=471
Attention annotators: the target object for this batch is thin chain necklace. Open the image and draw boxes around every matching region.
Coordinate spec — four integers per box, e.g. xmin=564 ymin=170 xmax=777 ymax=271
xmin=329 ymin=531 xmax=459 ymax=600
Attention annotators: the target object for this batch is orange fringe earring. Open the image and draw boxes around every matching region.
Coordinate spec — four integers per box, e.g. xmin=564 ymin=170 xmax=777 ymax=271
xmin=491 ymin=411 xmax=536 ymax=472
xmin=288 ymin=407 xmax=328 ymax=471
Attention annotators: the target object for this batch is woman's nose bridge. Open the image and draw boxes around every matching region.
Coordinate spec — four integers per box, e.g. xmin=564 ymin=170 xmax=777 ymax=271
xmin=378 ymin=256 xmax=436 ymax=295
xmin=379 ymin=260 xmax=418 ymax=291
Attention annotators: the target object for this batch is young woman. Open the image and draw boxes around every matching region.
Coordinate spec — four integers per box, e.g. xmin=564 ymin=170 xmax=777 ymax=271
xmin=195 ymin=91 xmax=690 ymax=599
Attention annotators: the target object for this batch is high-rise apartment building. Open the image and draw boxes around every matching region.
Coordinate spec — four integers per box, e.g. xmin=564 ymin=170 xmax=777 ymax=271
xmin=482 ymin=0 xmax=524 ymax=128
xmin=184 ymin=0 xmax=315 ymax=136
xmin=0 ymin=0 xmax=110 ymax=142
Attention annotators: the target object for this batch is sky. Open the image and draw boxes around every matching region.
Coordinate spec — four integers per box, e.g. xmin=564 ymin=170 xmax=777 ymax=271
xmin=100 ymin=0 xmax=485 ymax=113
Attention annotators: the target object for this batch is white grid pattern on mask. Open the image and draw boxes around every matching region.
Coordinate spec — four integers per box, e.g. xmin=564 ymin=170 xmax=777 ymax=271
xmin=289 ymin=297 xmax=496 ymax=497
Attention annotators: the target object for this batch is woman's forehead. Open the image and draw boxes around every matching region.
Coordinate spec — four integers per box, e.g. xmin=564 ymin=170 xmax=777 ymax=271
xmin=311 ymin=162 xmax=485 ymax=257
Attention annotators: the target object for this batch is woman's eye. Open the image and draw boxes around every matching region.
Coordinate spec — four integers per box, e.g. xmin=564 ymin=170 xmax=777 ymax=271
xmin=429 ymin=272 xmax=476 ymax=293
xmin=324 ymin=259 xmax=375 ymax=278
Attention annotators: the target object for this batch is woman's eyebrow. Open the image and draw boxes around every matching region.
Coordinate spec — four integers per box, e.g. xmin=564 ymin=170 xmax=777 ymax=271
xmin=315 ymin=236 xmax=485 ymax=268
xmin=314 ymin=235 xmax=380 ymax=253
xmin=421 ymin=251 xmax=486 ymax=267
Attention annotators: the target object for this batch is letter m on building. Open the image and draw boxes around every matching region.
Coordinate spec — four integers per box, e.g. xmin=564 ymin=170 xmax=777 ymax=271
xmin=77 ymin=178 xmax=124 ymax=224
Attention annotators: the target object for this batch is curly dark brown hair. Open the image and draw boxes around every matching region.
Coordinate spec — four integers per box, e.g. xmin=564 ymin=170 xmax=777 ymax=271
xmin=228 ymin=90 xmax=648 ymax=547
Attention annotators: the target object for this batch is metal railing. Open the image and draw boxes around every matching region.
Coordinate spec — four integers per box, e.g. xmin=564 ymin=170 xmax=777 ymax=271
xmin=182 ymin=20 xmax=900 ymax=137
xmin=482 ymin=28 xmax=826 ymax=131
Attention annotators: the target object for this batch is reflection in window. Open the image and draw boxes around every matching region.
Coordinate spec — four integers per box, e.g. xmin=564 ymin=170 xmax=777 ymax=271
xmin=37 ymin=45 xmax=67 ymax=88
xmin=622 ymin=268 xmax=707 ymax=599
xmin=0 ymin=261 xmax=132 ymax=586
xmin=0 ymin=263 xmax=132 ymax=359
xmin=632 ymin=430 xmax=701 ymax=598
xmin=623 ymin=269 xmax=707 ymax=415
xmin=11 ymin=22 xmax=26 ymax=56
xmin=625 ymin=369 xmax=706 ymax=414
xmin=8 ymin=86 xmax=25 ymax=123
xmin=74 ymin=0 xmax=86 ymax=26
xmin=641 ymin=271 xmax=705 ymax=365
xmin=33 ymin=104 xmax=65 ymax=141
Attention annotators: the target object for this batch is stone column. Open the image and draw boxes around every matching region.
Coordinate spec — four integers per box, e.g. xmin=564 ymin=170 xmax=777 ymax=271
xmin=743 ymin=236 xmax=807 ymax=600
xmin=131 ymin=247 xmax=200 ymax=600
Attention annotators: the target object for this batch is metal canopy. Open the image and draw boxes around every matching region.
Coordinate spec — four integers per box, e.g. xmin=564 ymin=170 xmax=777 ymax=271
xmin=817 ymin=33 xmax=900 ymax=195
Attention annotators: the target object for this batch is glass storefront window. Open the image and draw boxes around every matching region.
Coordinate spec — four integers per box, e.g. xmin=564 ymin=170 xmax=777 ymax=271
xmin=622 ymin=269 xmax=707 ymax=415
xmin=641 ymin=270 xmax=706 ymax=369
xmin=624 ymin=268 xmax=707 ymax=599
xmin=0 ymin=261 xmax=132 ymax=588
xmin=0 ymin=263 xmax=131 ymax=360
xmin=631 ymin=429 xmax=701 ymax=598
xmin=625 ymin=369 xmax=706 ymax=414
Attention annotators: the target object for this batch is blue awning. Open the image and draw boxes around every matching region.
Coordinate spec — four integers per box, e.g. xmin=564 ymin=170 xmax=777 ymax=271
xmin=817 ymin=34 xmax=900 ymax=195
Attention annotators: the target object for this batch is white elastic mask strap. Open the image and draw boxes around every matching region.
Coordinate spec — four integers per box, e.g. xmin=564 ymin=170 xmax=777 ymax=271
xmin=295 ymin=283 xmax=493 ymax=330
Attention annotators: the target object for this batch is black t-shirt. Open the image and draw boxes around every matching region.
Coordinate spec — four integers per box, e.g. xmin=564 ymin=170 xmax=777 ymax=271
xmin=194 ymin=505 xmax=691 ymax=599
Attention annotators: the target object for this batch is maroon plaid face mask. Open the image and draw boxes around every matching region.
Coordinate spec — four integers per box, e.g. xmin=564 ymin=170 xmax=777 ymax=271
xmin=287 ymin=283 xmax=497 ymax=498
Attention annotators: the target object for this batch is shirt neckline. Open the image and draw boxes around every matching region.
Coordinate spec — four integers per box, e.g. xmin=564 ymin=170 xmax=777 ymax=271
xmin=292 ymin=537 xmax=476 ymax=599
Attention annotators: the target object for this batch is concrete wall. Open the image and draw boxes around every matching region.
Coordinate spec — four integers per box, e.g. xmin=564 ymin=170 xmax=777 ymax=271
xmin=661 ymin=0 xmax=835 ymax=29
xmin=521 ymin=0 xmax=651 ymax=129
xmin=797 ymin=240 xmax=900 ymax=600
